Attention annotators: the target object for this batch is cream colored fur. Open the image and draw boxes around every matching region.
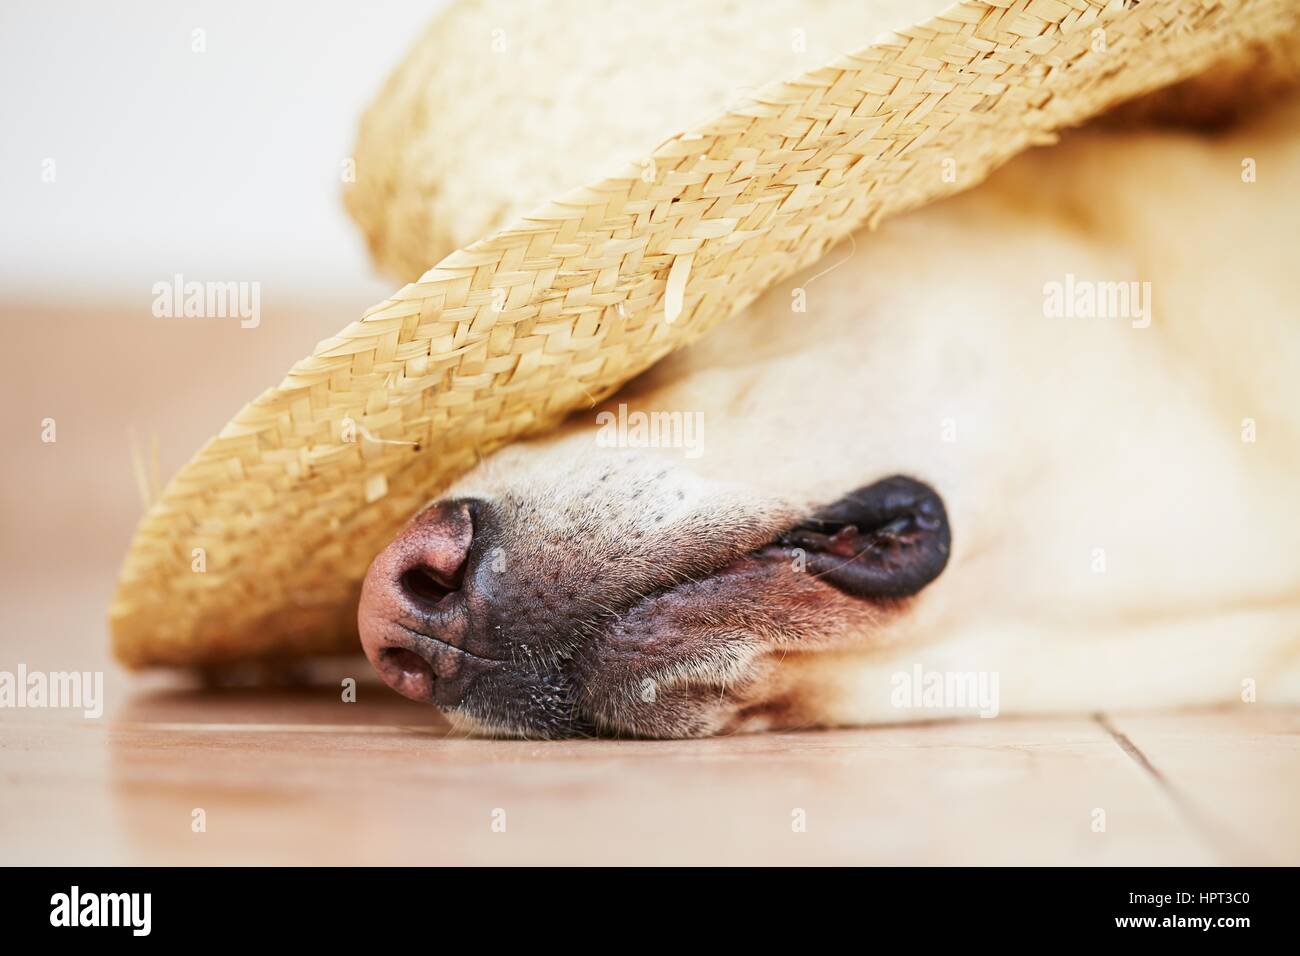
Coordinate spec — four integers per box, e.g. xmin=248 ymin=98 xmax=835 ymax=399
xmin=443 ymin=99 xmax=1300 ymax=732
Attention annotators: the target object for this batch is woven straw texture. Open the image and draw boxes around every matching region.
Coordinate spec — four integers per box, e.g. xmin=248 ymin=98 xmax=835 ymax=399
xmin=111 ymin=0 xmax=1300 ymax=667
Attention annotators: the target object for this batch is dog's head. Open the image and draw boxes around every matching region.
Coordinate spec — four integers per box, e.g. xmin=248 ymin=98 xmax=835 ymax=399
xmin=357 ymin=412 xmax=951 ymax=737
xmin=355 ymin=221 xmax=973 ymax=738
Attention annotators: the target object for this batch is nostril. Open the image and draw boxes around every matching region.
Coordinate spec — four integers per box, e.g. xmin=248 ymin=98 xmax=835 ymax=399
xmin=377 ymin=646 xmax=436 ymax=701
xmin=399 ymin=565 xmax=460 ymax=610
xmin=384 ymin=499 xmax=475 ymax=613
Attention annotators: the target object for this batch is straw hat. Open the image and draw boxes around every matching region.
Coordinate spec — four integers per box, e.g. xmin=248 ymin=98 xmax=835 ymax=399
xmin=110 ymin=0 xmax=1300 ymax=667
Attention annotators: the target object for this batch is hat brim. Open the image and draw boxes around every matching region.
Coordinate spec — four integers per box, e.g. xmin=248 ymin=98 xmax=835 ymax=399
xmin=110 ymin=0 xmax=1299 ymax=667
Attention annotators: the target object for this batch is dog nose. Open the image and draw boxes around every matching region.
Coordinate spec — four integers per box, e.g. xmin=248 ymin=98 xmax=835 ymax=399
xmin=357 ymin=499 xmax=479 ymax=704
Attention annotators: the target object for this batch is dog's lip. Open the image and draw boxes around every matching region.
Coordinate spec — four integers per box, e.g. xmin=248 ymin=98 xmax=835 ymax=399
xmin=604 ymin=519 xmax=810 ymax=624
xmin=685 ymin=512 xmax=819 ymax=577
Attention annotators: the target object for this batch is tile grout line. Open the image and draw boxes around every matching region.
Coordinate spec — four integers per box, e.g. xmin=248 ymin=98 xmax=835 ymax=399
xmin=1095 ymin=712 xmax=1167 ymax=782
xmin=1093 ymin=712 xmax=1263 ymax=865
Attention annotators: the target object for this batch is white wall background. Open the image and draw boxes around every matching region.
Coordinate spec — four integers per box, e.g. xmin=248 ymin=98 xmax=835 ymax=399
xmin=0 ymin=0 xmax=449 ymax=301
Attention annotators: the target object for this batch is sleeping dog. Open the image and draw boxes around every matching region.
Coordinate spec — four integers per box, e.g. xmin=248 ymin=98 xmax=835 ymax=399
xmin=358 ymin=100 xmax=1300 ymax=738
